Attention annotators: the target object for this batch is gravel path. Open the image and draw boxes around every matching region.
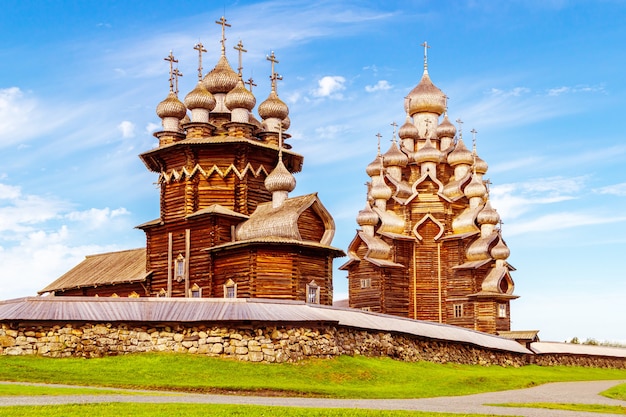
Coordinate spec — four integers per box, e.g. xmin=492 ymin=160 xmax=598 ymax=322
xmin=1 ymin=379 xmax=625 ymax=416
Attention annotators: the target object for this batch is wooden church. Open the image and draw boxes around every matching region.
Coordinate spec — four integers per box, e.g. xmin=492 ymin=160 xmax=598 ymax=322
xmin=339 ymin=43 xmax=517 ymax=334
xmin=39 ymin=18 xmax=344 ymax=304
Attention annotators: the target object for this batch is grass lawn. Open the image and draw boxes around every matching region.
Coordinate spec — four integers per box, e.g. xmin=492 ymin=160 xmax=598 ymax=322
xmin=604 ymin=382 xmax=626 ymax=401
xmin=488 ymin=402 xmax=626 ymax=415
xmin=0 ymin=354 xmax=625 ymax=399
xmin=0 ymin=403 xmax=506 ymax=417
xmin=0 ymin=383 xmax=166 ymax=397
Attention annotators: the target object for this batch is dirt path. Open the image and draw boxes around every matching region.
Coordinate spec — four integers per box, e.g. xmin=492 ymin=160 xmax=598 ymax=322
xmin=1 ymin=379 xmax=625 ymax=416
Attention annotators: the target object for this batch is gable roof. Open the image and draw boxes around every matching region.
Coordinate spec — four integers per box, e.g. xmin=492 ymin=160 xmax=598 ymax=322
xmin=235 ymin=193 xmax=335 ymax=245
xmin=38 ymin=248 xmax=150 ymax=295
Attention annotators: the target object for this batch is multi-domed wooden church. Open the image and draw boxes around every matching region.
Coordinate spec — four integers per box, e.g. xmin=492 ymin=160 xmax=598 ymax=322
xmin=40 ymin=17 xmax=344 ymax=305
xmin=340 ymin=44 xmax=517 ymax=334
xmin=39 ymin=20 xmax=517 ymax=334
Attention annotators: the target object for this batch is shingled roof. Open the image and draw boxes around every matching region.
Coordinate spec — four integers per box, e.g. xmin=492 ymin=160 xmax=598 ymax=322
xmin=38 ymin=248 xmax=150 ymax=295
xmin=0 ymin=297 xmax=530 ymax=354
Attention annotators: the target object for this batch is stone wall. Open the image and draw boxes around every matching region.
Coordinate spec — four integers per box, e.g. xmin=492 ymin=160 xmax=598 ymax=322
xmin=1 ymin=322 xmax=624 ymax=368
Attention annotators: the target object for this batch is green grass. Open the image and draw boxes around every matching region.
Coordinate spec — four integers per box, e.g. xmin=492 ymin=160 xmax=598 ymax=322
xmin=489 ymin=402 xmax=626 ymax=414
xmin=603 ymin=382 xmax=626 ymax=400
xmin=0 ymin=403 xmax=503 ymax=417
xmin=0 ymin=384 xmax=161 ymax=397
xmin=0 ymin=354 xmax=625 ymax=399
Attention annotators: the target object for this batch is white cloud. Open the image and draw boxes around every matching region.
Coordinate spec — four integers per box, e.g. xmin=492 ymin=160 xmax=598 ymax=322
xmin=506 ymin=212 xmax=626 ymax=236
xmin=118 ymin=120 xmax=136 ymax=138
xmin=594 ymin=183 xmax=626 ymax=197
xmin=145 ymin=122 xmax=160 ymax=133
xmin=365 ymin=80 xmax=391 ymax=93
xmin=547 ymin=84 xmax=606 ymax=96
xmin=488 ymin=87 xmax=530 ymax=97
xmin=0 ymin=87 xmax=38 ymax=145
xmin=312 ymin=76 xmax=346 ymax=98
xmin=490 ymin=176 xmax=586 ymax=220
xmin=65 ymin=207 xmax=130 ymax=230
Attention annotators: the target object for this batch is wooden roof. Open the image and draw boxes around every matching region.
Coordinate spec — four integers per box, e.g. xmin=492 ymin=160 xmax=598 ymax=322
xmin=0 ymin=297 xmax=530 ymax=354
xmin=531 ymin=341 xmax=626 ymax=358
xmin=38 ymin=248 xmax=150 ymax=295
xmin=497 ymin=330 xmax=540 ymax=341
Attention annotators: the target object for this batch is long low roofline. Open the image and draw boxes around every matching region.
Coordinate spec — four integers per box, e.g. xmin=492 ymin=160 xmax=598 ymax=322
xmin=0 ymin=296 xmax=529 ymax=355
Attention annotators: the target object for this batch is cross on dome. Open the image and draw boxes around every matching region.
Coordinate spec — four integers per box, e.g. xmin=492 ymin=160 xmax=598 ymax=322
xmin=215 ymin=16 xmax=231 ymax=55
xmin=375 ymin=132 xmax=382 ymax=155
xmin=245 ymin=77 xmax=257 ymax=92
xmin=421 ymin=41 xmax=430 ymax=72
xmin=390 ymin=121 xmax=398 ymax=142
xmin=173 ymin=67 xmax=183 ymax=95
xmin=455 ymin=118 xmax=464 ymax=141
xmin=233 ymin=40 xmax=247 ymax=77
xmin=193 ymin=42 xmax=207 ymax=81
xmin=164 ymin=51 xmax=178 ymax=92
xmin=267 ymin=51 xmax=283 ymax=91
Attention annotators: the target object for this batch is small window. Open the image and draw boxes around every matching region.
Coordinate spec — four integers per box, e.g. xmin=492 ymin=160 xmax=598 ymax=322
xmin=224 ymin=279 xmax=237 ymax=298
xmin=156 ymin=288 xmax=167 ymax=298
xmin=190 ymin=283 xmax=202 ymax=298
xmin=306 ymin=280 xmax=320 ymax=304
xmin=175 ymin=254 xmax=185 ymax=282
xmin=361 ymin=306 xmax=371 ymax=312
xmin=360 ymin=278 xmax=371 ymax=289
xmin=453 ymin=304 xmax=463 ymax=318
xmin=498 ymin=303 xmax=507 ymax=318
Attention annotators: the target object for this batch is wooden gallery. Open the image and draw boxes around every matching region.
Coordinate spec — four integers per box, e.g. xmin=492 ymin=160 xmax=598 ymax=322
xmin=40 ymin=19 xmax=518 ymax=336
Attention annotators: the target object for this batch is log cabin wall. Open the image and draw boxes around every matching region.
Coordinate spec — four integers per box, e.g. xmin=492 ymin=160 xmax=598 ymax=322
xmin=413 ymin=220 xmax=444 ymax=322
xmin=347 ymin=243 xmax=383 ymax=312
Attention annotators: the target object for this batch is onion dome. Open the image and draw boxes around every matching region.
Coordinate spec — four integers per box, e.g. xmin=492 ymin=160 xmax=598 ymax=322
xmin=225 ymin=78 xmax=256 ymax=111
xmin=477 ymin=200 xmax=500 ymax=225
xmin=156 ymin=91 xmax=187 ymax=119
xmin=407 ymin=71 xmax=446 ymax=116
xmin=399 ymin=116 xmax=419 ymax=141
xmin=414 ymin=137 xmax=442 ymax=164
xmin=357 ymin=201 xmax=379 ymax=227
xmin=370 ymin=176 xmax=392 ymax=201
xmin=203 ymin=55 xmax=239 ymax=94
xmin=258 ymin=89 xmax=289 ymax=121
xmin=264 ymin=155 xmax=296 ymax=193
xmin=464 ymin=174 xmax=487 ymax=199
xmin=491 ymin=238 xmax=510 ymax=260
xmin=184 ymin=82 xmax=216 ymax=111
xmin=436 ymin=114 xmax=456 ymax=139
xmin=474 ymin=154 xmax=488 ymax=175
xmin=447 ymin=138 xmax=474 ymax=166
xmin=382 ymin=142 xmax=408 ymax=167
xmin=366 ymin=155 xmax=383 ymax=177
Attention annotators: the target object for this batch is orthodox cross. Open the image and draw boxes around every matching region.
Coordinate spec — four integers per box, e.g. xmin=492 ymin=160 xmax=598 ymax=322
xmin=455 ymin=118 xmax=464 ymax=141
xmin=444 ymin=95 xmax=449 ymax=113
xmin=484 ymin=178 xmax=492 ymax=194
xmin=233 ymin=40 xmax=247 ymax=77
xmin=390 ymin=121 xmax=398 ymax=142
xmin=215 ymin=16 xmax=231 ymax=55
xmin=375 ymin=132 xmax=382 ymax=155
xmin=404 ymin=96 xmax=412 ymax=114
xmin=497 ymin=218 xmax=504 ymax=232
xmin=267 ymin=51 xmax=282 ymax=90
xmin=193 ymin=42 xmax=207 ymax=81
xmin=164 ymin=51 xmax=178 ymax=92
xmin=470 ymin=128 xmax=478 ymax=172
xmin=420 ymin=41 xmax=430 ymax=71
xmin=173 ymin=67 xmax=183 ymax=95
xmin=424 ymin=118 xmax=431 ymax=138
xmin=245 ymin=77 xmax=257 ymax=93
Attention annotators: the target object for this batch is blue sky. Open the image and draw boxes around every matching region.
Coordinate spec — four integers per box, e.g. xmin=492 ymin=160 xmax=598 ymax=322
xmin=1 ymin=0 xmax=625 ymax=343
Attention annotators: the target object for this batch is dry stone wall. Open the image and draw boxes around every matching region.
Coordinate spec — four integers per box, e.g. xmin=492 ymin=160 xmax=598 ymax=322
xmin=1 ymin=322 xmax=624 ymax=368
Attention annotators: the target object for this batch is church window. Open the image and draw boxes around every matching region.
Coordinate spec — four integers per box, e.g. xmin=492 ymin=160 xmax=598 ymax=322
xmin=190 ymin=283 xmax=202 ymax=298
xmin=361 ymin=306 xmax=371 ymax=312
xmin=306 ymin=280 xmax=320 ymax=304
xmin=498 ymin=303 xmax=507 ymax=318
xmin=175 ymin=254 xmax=185 ymax=282
xmin=224 ymin=279 xmax=237 ymax=298
xmin=360 ymin=278 xmax=371 ymax=288
xmin=453 ymin=304 xmax=463 ymax=318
